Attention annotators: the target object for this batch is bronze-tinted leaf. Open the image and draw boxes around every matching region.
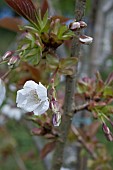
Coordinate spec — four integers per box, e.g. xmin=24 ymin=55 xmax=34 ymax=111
xmin=40 ymin=141 xmax=56 ymax=159
xmin=51 ymin=16 xmax=70 ymax=23
xmin=41 ymin=0 xmax=49 ymax=17
xmin=0 ymin=17 xmax=23 ymax=32
xmin=5 ymin=0 xmax=38 ymax=23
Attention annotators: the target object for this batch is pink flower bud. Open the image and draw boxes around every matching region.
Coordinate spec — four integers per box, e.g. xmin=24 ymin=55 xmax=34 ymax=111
xmin=2 ymin=51 xmax=14 ymax=60
xmin=79 ymin=21 xmax=87 ymax=28
xmin=79 ymin=35 xmax=93 ymax=45
xmin=52 ymin=113 xmax=61 ymax=126
xmin=102 ymin=123 xmax=110 ymax=134
xmin=102 ymin=123 xmax=113 ymax=141
xmin=50 ymin=99 xmax=59 ymax=114
xmin=32 ymin=128 xmax=45 ymax=136
xmin=69 ymin=21 xmax=80 ymax=31
xmin=8 ymin=55 xmax=20 ymax=66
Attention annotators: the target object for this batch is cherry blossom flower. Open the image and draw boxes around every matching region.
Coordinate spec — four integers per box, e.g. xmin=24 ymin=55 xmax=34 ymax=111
xmin=0 ymin=79 xmax=6 ymax=106
xmin=16 ymin=80 xmax=49 ymax=115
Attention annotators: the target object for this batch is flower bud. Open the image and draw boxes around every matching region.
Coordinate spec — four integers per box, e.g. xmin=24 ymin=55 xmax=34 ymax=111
xmin=31 ymin=127 xmax=45 ymax=136
xmin=8 ymin=55 xmax=20 ymax=66
xmin=79 ymin=35 xmax=93 ymax=45
xmin=69 ymin=21 xmax=80 ymax=31
xmin=79 ymin=21 xmax=87 ymax=28
xmin=102 ymin=123 xmax=110 ymax=134
xmin=102 ymin=123 xmax=113 ymax=141
xmin=52 ymin=113 xmax=61 ymax=126
xmin=2 ymin=51 xmax=14 ymax=60
xmin=50 ymin=99 xmax=59 ymax=114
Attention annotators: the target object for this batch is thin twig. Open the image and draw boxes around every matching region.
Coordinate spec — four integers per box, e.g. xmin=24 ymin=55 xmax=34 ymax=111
xmin=71 ymin=125 xmax=97 ymax=160
xmin=0 ymin=69 xmax=11 ymax=80
xmin=13 ymin=150 xmax=28 ymax=170
xmin=73 ymin=101 xmax=89 ymax=113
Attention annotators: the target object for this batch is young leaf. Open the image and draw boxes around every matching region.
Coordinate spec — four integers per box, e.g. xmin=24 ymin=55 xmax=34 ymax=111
xmin=0 ymin=17 xmax=23 ymax=32
xmin=5 ymin=0 xmax=38 ymax=24
xmin=40 ymin=141 xmax=56 ymax=158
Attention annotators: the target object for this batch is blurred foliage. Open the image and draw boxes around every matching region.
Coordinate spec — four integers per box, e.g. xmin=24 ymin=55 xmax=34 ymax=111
xmin=0 ymin=0 xmax=6 ymax=6
xmin=0 ymin=28 xmax=16 ymax=55
xmin=0 ymin=120 xmax=44 ymax=170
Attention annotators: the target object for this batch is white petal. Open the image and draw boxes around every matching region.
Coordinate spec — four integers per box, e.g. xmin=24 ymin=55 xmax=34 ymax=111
xmin=36 ymin=82 xmax=48 ymax=101
xmin=24 ymin=80 xmax=38 ymax=90
xmin=33 ymin=100 xmax=49 ymax=116
xmin=0 ymin=79 xmax=6 ymax=106
xmin=16 ymin=89 xmax=39 ymax=112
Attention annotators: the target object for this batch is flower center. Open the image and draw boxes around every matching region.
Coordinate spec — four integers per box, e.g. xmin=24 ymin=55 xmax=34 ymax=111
xmin=29 ymin=90 xmax=41 ymax=103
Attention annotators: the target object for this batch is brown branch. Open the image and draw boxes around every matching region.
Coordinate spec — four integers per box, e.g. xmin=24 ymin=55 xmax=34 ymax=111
xmin=73 ymin=102 xmax=89 ymax=113
xmin=71 ymin=125 xmax=97 ymax=160
xmin=51 ymin=1 xmax=87 ymax=170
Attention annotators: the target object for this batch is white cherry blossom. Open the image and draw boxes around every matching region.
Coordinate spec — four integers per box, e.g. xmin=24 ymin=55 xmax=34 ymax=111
xmin=16 ymin=80 xmax=49 ymax=115
xmin=0 ymin=79 xmax=6 ymax=106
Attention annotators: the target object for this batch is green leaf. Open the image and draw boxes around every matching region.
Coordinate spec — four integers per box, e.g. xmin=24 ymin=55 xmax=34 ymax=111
xmin=101 ymin=105 xmax=113 ymax=114
xmin=25 ymin=33 xmax=35 ymax=48
xmin=22 ymin=48 xmax=41 ymax=65
xmin=46 ymin=55 xmax=59 ymax=70
xmin=59 ymin=68 xmax=74 ymax=75
xmin=59 ymin=57 xmax=78 ymax=69
xmin=58 ymin=57 xmax=78 ymax=75
xmin=77 ymin=81 xmax=88 ymax=93
xmin=42 ymin=10 xmax=49 ymax=29
xmin=57 ymin=25 xmax=68 ymax=39
xmin=103 ymin=86 xmax=113 ymax=97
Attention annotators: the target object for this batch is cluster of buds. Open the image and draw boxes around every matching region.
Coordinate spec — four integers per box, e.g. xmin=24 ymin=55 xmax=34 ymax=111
xmin=2 ymin=51 xmax=20 ymax=68
xmin=69 ymin=20 xmax=87 ymax=30
xmin=69 ymin=20 xmax=93 ymax=45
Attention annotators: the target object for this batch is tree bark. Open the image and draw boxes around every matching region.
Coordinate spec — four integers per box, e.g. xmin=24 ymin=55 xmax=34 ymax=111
xmin=51 ymin=1 xmax=87 ymax=170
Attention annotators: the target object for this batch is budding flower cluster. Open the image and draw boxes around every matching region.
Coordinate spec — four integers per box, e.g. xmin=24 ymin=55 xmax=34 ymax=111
xmin=2 ymin=51 xmax=20 ymax=68
xmin=69 ymin=20 xmax=87 ymax=31
xmin=69 ymin=20 xmax=93 ymax=45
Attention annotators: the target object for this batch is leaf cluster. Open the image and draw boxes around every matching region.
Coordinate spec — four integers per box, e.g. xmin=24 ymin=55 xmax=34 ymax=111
xmin=77 ymin=72 xmax=113 ymax=118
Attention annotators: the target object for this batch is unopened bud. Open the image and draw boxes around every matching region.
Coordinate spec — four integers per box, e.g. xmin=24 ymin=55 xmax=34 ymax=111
xmin=79 ymin=35 xmax=93 ymax=45
xmin=102 ymin=123 xmax=113 ymax=141
xmin=52 ymin=113 xmax=61 ymax=126
xmin=79 ymin=21 xmax=87 ymax=28
xmin=2 ymin=51 xmax=14 ymax=60
xmin=69 ymin=21 xmax=80 ymax=31
xmin=32 ymin=127 xmax=45 ymax=136
xmin=8 ymin=55 xmax=20 ymax=66
xmin=102 ymin=123 xmax=110 ymax=134
xmin=50 ymin=99 xmax=59 ymax=114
